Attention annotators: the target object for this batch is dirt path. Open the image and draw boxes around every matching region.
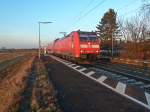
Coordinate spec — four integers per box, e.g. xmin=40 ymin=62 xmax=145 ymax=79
xmin=0 ymin=56 xmax=34 ymax=112
xmin=18 ymin=58 xmax=62 ymax=112
xmin=0 ymin=55 xmax=61 ymax=112
xmin=18 ymin=62 xmax=36 ymax=112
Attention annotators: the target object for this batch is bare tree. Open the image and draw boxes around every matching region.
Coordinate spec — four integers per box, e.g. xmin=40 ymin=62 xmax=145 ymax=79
xmin=141 ymin=0 xmax=150 ymax=40
xmin=141 ymin=0 xmax=150 ymax=15
xmin=116 ymin=0 xmax=150 ymax=60
xmin=117 ymin=17 xmax=128 ymax=41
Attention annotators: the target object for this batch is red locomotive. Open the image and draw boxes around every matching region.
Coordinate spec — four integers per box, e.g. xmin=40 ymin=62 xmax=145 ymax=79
xmin=47 ymin=30 xmax=100 ymax=63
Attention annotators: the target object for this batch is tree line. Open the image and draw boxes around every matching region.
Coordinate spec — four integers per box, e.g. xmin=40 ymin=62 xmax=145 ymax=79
xmin=96 ymin=0 xmax=150 ymax=42
xmin=96 ymin=0 xmax=150 ymax=60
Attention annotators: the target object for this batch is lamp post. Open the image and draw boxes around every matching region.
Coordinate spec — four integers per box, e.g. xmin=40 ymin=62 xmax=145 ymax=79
xmin=112 ymin=34 xmax=114 ymax=58
xmin=112 ymin=34 xmax=122 ymax=58
xmin=38 ymin=21 xmax=52 ymax=59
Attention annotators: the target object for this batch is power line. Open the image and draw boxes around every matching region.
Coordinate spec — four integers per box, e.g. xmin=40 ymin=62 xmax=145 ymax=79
xmin=66 ymin=0 xmax=138 ymax=31
xmin=117 ymin=0 xmax=139 ymax=11
xmin=119 ymin=7 xmax=140 ymax=17
xmin=78 ymin=0 xmax=106 ymax=20
xmin=66 ymin=0 xmax=139 ymax=32
xmin=77 ymin=0 xmax=96 ymax=19
xmin=117 ymin=0 xmax=141 ymax=18
xmin=65 ymin=0 xmax=107 ymax=31
xmin=64 ymin=0 xmax=96 ymax=31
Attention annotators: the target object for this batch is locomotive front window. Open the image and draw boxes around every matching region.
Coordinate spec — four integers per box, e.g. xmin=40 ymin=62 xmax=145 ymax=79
xmin=80 ymin=36 xmax=97 ymax=41
xmin=89 ymin=37 xmax=97 ymax=41
xmin=80 ymin=37 xmax=88 ymax=41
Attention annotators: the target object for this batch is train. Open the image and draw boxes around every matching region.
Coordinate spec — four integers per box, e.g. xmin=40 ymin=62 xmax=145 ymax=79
xmin=47 ymin=30 xmax=101 ymax=64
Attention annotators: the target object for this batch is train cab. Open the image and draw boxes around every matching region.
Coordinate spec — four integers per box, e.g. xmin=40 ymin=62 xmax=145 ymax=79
xmin=78 ymin=31 xmax=100 ymax=61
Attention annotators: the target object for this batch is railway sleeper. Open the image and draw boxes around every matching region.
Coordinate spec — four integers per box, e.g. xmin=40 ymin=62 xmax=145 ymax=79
xmin=115 ymin=77 xmax=129 ymax=81
xmin=91 ymin=67 xmax=148 ymax=90
xmin=122 ymin=79 xmax=136 ymax=84
xmin=144 ymin=88 xmax=150 ymax=93
xmin=141 ymin=84 xmax=150 ymax=92
xmin=128 ymin=81 xmax=145 ymax=87
xmin=143 ymin=84 xmax=150 ymax=88
xmin=110 ymin=75 xmax=122 ymax=78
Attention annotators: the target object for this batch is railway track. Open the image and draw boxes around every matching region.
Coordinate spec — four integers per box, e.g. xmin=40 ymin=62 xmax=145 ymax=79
xmin=108 ymin=62 xmax=150 ymax=75
xmin=49 ymin=55 xmax=150 ymax=93
xmin=90 ymin=62 xmax=150 ymax=93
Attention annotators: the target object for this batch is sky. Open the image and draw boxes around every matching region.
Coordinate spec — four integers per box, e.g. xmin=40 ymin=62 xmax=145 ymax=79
xmin=0 ymin=0 xmax=143 ymax=48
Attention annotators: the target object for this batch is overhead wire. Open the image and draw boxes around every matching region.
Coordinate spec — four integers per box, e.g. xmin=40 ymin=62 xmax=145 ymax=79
xmin=77 ymin=0 xmax=106 ymax=21
xmin=116 ymin=0 xmax=139 ymax=11
xmin=64 ymin=0 xmax=141 ymax=35
xmin=64 ymin=0 xmax=96 ymax=31
xmin=65 ymin=0 xmax=107 ymax=31
xmin=117 ymin=0 xmax=141 ymax=17
xmin=119 ymin=8 xmax=140 ymax=18
xmin=77 ymin=0 xmax=96 ymax=19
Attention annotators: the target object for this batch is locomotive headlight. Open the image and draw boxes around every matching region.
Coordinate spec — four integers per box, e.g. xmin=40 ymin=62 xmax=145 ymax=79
xmin=96 ymin=50 xmax=99 ymax=53
xmin=80 ymin=50 xmax=83 ymax=53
